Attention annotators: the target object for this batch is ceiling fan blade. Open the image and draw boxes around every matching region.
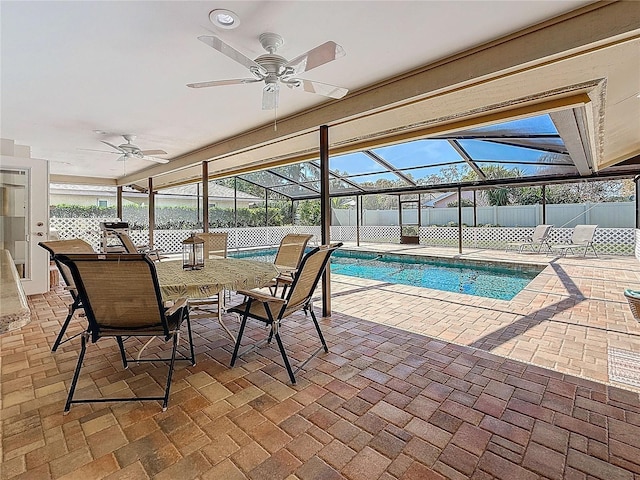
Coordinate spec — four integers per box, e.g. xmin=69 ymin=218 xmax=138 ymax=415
xmin=284 ymin=41 xmax=345 ymax=75
xmin=144 ymin=157 xmax=169 ymax=164
xmin=187 ymin=78 xmax=261 ymax=88
xmin=197 ymin=36 xmax=267 ymax=76
xmin=101 ymin=140 xmax=126 ymax=153
xmin=140 ymin=149 xmax=168 ymax=156
xmin=262 ymin=84 xmax=280 ymax=110
xmin=296 ymin=79 xmax=348 ymax=99
xmin=79 ymin=148 xmax=120 ymax=154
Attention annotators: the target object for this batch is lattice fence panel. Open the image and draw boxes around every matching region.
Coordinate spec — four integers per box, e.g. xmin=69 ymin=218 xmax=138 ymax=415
xmin=419 ymin=227 xmax=459 ymax=247
xmin=49 ymin=218 xmax=638 ymax=256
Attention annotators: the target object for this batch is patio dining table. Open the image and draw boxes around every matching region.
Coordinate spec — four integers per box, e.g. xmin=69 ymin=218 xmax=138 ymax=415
xmin=155 ymin=257 xmax=280 ymax=340
xmin=156 ymin=256 xmax=279 ymax=301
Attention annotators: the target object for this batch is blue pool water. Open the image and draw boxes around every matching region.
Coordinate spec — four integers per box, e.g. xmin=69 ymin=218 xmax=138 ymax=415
xmin=230 ymin=248 xmax=543 ymax=300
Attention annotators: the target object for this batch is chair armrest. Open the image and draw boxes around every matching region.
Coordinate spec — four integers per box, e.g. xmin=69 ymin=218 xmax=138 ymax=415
xmin=165 ymin=297 xmax=188 ymax=316
xmin=236 ymin=289 xmax=287 ymax=305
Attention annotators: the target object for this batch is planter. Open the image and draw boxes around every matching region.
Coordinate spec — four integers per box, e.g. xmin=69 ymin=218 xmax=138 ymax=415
xmin=400 ymin=235 xmax=420 ymax=245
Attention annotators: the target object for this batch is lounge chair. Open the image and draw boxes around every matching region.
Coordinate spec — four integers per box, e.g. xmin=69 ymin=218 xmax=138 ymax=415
xmin=228 ymin=243 xmax=342 ymax=384
xmin=115 ymin=231 xmax=163 ymax=261
xmin=56 ymin=253 xmax=195 ymax=412
xmin=505 ymin=224 xmax=553 ymax=253
xmin=38 ymin=239 xmax=95 ymax=351
xmin=549 ymin=224 xmax=598 ymax=257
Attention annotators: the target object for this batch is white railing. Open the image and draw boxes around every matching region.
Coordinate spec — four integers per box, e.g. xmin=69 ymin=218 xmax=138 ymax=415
xmin=50 ymin=218 xmax=637 ymax=256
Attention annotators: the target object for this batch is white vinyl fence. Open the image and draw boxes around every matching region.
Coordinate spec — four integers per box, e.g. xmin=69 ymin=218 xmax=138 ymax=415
xmin=336 ymin=202 xmax=635 ymax=228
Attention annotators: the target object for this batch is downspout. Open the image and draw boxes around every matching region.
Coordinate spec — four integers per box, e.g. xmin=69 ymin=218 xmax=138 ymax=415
xmin=356 ymin=195 xmax=361 ymax=247
xmin=116 ymin=186 xmax=123 ymax=220
xmin=202 ymin=161 xmax=209 ymax=233
xmin=457 ymin=187 xmax=462 ymax=254
xmin=320 ymin=125 xmax=331 ymax=317
xmin=148 ymin=177 xmax=155 ymax=248
xmin=542 ymin=184 xmax=547 ymax=225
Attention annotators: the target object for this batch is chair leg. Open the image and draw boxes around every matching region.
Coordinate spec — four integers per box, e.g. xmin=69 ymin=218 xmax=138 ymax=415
xmin=162 ymin=332 xmax=179 ymax=411
xmin=52 ymin=298 xmax=81 ymax=352
xmin=116 ymin=337 xmax=128 ymax=368
xmin=310 ymin=309 xmax=329 ymax=353
xmin=184 ymin=310 xmax=196 ymax=366
xmin=64 ymin=332 xmax=88 ymax=413
xmin=230 ymin=315 xmax=248 ymax=367
xmin=274 ymin=332 xmax=296 ymax=385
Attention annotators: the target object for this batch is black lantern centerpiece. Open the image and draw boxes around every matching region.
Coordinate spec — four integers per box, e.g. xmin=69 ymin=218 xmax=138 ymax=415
xmin=182 ymin=233 xmax=205 ymax=270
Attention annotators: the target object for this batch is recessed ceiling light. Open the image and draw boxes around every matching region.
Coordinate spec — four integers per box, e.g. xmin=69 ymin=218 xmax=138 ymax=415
xmin=93 ymin=129 xmax=107 ymax=135
xmin=209 ymin=9 xmax=240 ymax=29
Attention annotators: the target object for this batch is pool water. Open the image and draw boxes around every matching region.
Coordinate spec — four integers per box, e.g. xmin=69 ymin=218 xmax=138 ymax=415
xmin=230 ymin=248 xmax=543 ymax=300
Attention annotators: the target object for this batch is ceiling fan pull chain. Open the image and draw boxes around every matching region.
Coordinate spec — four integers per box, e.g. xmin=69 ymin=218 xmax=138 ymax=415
xmin=274 ymin=105 xmax=278 ymax=132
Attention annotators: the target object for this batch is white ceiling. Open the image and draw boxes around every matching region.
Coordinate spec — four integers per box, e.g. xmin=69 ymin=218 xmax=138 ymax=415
xmin=2 ymin=0 xmax=610 ymax=183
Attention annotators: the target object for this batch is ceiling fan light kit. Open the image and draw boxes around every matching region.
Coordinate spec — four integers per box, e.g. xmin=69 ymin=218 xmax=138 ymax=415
xmin=100 ymin=134 xmax=169 ymax=164
xmin=187 ymin=32 xmax=348 ymax=110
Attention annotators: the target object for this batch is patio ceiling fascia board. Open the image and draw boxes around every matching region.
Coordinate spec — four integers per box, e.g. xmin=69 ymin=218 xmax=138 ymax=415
xmin=50 ymin=174 xmax=117 ymax=186
xmin=116 ymin=2 xmax=635 ymax=187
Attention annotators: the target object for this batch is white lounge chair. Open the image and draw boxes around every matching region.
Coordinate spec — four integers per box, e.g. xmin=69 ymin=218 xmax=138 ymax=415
xmin=506 ymin=224 xmax=553 ymax=253
xmin=549 ymin=224 xmax=598 ymax=257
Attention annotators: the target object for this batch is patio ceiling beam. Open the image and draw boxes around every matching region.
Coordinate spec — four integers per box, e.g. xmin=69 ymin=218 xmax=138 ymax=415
xmin=320 ymin=168 xmax=640 ymax=199
xmin=307 ymin=161 xmax=368 ymax=194
xmin=448 ymin=140 xmax=487 ymax=180
xmin=481 ymin=139 xmax=568 ymax=155
xmin=364 ymin=150 xmax=417 ymax=187
xmin=549 ymin=109 xmax=593 ymax=175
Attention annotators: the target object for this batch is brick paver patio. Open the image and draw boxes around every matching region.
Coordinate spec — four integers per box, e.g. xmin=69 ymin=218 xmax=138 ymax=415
xmin=1 ymin=245 xmax=639 ymax=479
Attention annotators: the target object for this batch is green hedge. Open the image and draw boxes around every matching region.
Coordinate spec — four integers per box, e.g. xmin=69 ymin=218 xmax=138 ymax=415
xmin=50 ymin=204 xmax=289 ymax=229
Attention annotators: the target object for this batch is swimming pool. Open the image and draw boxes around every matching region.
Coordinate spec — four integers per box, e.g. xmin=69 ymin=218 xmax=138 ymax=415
xmin=230 ymin=248 xmax=544 ymax=300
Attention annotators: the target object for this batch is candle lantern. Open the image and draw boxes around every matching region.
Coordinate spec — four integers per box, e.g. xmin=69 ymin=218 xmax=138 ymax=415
xmin=182 ymin=233 xmax=205 ymax=270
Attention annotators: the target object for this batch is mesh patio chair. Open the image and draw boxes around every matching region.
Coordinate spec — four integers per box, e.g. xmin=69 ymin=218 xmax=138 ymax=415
xmin=114 ymin=231 xmax=163 ymax=261
xmin=189 ymin=232 xmax=234 ymax=339
xmin=56 ymin=253 xmax=195 ymax=413
xmin=38 ymin=239 xmax=95 ymax=351
xmin=268 ymin=233 xmax=314 ymax=297
xmin=505 ymin=224 xmax=553 ymax=253
xmin=228 ymin=242 xmax=342 ymax=384
xmin=549 ymin=224 xmax=598 ymax=257
xmin=624 ymin=289 xmax=640 ymax=323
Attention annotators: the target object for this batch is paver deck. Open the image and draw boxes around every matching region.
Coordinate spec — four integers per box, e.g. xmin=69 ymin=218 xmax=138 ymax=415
xmin=1 ymin=244 xmax=639 ymax=479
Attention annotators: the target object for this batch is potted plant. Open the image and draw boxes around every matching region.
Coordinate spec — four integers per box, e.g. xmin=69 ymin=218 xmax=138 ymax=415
xmin=400 ymin=225 xmax=420 ymax=244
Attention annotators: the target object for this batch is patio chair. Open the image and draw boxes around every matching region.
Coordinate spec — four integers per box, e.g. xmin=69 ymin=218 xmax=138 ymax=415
xmin=228 ymin=242 xmax=342 ymax=384
xmin=549 ymin=224 xmax=598 ymax=257
xmin=38 ymin=239 xmax=95 ymax=352
xmin=505 ymin=224 xmax=553 ymax=253
xmin=624 ymin=289 xmax=640 ymax=323
xmin=189 ymin=232 xmax=233 ymax=338
xmin=268 ymin=233 xmax=314 ymax=297
xmin=56 ymin=253 xmax=195 ymax=412
xmin=114 ymin=231 xmax=163 ymax=261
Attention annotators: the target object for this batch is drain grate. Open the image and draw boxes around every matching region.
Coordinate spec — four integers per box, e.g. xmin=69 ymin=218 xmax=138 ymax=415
xmin=608 ymin=347 xmax=640 ymax=388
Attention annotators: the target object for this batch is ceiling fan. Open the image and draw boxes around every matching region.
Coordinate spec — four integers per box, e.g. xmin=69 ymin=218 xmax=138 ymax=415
xmin=99 ymin=135 xmax=169 ymax=164
xmin=187 ymin=32 xmax=348 ymax=110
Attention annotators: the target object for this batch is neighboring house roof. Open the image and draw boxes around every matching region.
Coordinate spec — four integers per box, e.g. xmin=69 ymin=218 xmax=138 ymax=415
xmin=422 ymin=191 xmax=474 ymax=207
xmin=50 ymin=183 xmax=259 ymax=201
